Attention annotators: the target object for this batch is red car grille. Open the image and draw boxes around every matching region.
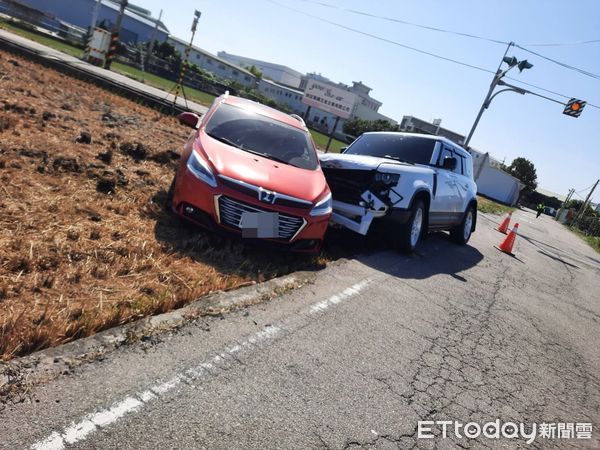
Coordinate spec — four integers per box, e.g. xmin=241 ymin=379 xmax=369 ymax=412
xmin=218 ymin=196 xmax=305 ymax=241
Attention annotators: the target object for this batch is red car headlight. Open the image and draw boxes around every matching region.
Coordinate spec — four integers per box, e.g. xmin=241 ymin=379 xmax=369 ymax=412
xmin=310 ymin=192 xmax=332 ymax=217
xmin=186 ymin=150 xmax=217 ymax=188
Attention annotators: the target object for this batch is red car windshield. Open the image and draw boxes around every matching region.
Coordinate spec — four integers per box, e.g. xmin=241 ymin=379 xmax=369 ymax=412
xmin=204 ymin=103 xmax=318 ymax=170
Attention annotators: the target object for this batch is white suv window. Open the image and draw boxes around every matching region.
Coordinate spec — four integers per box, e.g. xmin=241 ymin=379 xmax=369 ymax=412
xmin=440 ymin=146 xmax=462 ymax=175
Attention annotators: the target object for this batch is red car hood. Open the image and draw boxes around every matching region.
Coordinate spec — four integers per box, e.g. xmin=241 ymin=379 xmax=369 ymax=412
xmin=197 ymin=131 xmax=327 ymax=203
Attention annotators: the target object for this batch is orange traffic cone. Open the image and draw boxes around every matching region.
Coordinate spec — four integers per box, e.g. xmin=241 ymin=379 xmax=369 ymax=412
xmin=497 ymin=223 xmax=519 ymax=255
xmin=497 ymin=212 xmax=512 ymax=234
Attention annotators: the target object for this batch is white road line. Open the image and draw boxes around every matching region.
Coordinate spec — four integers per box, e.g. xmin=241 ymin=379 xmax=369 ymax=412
xmin=309 ymin=279 xmax=372 ymax=314
xmin=30 ymin=279 xmax=372 ymax=449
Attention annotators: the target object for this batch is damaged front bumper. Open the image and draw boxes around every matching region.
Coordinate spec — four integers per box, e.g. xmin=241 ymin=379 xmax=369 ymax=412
xmin=330 ymin=190 xmax=389 ymax=235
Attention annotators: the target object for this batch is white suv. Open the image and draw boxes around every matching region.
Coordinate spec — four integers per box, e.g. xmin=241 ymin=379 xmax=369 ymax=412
xmin=319 ymin=132 xmax=478 ymax=252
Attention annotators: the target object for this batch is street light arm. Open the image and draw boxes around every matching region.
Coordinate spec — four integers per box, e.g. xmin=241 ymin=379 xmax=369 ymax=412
xmin=485 ymin=87 xmax=526 ymax=107
xmin=464 ymin=46 xmax=531 ymax=148
xmin=497 ymin=80 xmax=566 ymax=106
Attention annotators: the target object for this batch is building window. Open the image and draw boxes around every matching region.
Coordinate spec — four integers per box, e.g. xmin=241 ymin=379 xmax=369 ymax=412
xmin=219 ymin=64 xmax=226 ymax=70
xmin=245 ymin=75 xmax=251 ymax=81
xmin=207 ymin=59 xmax=213 ymax=65
xmin=232 ymin=70 xmax=239 ymax=76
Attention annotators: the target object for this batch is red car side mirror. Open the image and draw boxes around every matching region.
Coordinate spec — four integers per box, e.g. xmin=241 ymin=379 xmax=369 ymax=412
xmin=178 ymin=112 xmax=201 ymax=129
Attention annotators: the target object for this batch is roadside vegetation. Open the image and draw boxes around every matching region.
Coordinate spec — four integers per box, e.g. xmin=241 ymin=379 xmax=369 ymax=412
xmin=562 ymin=201 xmax=600 ymax=254
xmin=0 ymin=20 xmax=347 ymax=152
xmin=0 ymin=52 xmax=345 ymax=360
xmin=573 ymin=230 xmax=600 ymax=254
xmin=309 ymin=129 xmax=346 ymax=153
xmin=477 ymin=196 xmax=515 ymax=215
xmin=109 ymin=63 xmax=218 ymax=105
xmin=0 ymin=20 xmax=85 ymax=58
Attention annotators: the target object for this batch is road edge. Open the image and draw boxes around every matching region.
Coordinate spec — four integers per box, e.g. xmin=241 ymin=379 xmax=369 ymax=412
xmin=0 ymin=262 xmax=346 ymax=402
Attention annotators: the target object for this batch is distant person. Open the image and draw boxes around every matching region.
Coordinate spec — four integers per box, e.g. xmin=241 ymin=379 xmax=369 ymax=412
xmin=536 ymin=203 xmax=545 ymax=218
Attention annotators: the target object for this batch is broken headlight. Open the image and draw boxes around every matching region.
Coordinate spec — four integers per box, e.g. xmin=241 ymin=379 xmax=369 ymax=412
xmin=374 ymin=172 xmax=400 ymax=186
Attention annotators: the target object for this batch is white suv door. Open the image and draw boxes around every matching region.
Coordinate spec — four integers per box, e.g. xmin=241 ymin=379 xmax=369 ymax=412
xmin=449 ymin=149 xmax=471 ymax=215
xmin=429 ymin=145 xmax=459 ymax=225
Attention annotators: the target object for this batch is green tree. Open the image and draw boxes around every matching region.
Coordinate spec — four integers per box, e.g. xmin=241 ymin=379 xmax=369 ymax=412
xmin=505 ymin=157 xmax=538 ymax=191
xmin=342 ymin=118 xmax=399 ymax=136
xmin=153 ymin=41 xmax=181 ymax=63
xmin=564 ymin=199 xmax=598 ymax=217
xmin=246 ymin=65 xmax=262 ymax=79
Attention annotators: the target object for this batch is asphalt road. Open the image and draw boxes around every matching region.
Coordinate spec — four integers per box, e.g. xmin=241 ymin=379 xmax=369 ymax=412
xmin=1 ymin=209 xmax=599 ymax=449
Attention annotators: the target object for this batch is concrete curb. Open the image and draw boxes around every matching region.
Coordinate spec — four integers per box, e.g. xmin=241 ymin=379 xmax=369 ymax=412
xmin=0 ymin=269 xmax=321 ymax=399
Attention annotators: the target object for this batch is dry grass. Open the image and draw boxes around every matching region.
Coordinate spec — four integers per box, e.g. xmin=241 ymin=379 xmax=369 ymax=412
xmin=0 ymin=51 xmax=332 ymax=360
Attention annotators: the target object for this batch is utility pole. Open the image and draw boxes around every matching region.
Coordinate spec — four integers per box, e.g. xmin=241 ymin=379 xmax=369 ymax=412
xmin=104 ymin=0 xmax=128 ymax=70
xmin=572 ymin=180 xmax=599 ymax=227
xmin=325 ymin=116 xmax=341 ymax=153
xmin=555 ymin=188 xmax=574 ymax=221
xmin=464 ymin=43 xmax=534 ymax=148
xmin=144 ymin=9 xmax=162 ymax=71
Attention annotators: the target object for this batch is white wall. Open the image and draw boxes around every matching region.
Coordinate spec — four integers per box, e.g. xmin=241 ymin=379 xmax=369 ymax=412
xmin=257 ymin=80 xmax=304 ymax=112
xmin=168 ymin=39 xmax=256 ymax=88
xmin=260 ymin=68 xmax=302 ymax=88
xmin=476 ymin=165 xmax=522 ymax=205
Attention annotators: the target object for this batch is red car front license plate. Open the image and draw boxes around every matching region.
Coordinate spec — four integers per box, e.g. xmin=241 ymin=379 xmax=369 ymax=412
xmin=240 ymin=212 xmax=280 ymax=238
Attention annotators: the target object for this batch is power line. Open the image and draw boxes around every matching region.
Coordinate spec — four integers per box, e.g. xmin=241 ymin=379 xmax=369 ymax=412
xmin=523 ymin=39 xmax=600 ymax=47
xmin=267 ymin=0 xmax=599 ymax=110
xmin=267 ymin=0 xmax=494 ymax=74
xmin=516 ymin=44 xmax=600 ymax=80
xmin=291 ymin=0 xmax=509 ymax=45
xmin=292 ymin=0 xmax=600 ymax=82
xmin=576 ymin=182 xmax=598 ymax=194
xmin=503 ymin=77 xmax=599 ymax=109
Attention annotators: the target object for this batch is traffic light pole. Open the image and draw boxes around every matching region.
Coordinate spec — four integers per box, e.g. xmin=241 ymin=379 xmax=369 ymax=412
xmin=464 ymin=42 xmax=513 ymax=148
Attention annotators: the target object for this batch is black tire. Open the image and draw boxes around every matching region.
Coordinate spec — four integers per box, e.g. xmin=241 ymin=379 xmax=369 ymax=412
xmin=450 ymin=204 xmax=475 ymax=245
xmin=165 ymin=176 xmax=176 ymax=212
xmin=393 ymin=199 xmax=426 ymax=253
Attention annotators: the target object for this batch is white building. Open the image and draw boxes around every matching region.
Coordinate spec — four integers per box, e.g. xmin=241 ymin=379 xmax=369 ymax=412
xmin=300 ymin=74 xmax=396 ymax=134
xmin=400 ymin=116 xmax=465 ymax=146
xmin=470 ymin=149 xmax=524 ymax=205
xmin=257 ymin=79 xmax=305 ymax=113
xmin=216 ymin=52 xmax=398 ymax=134
xmin=536 ymin=188 xmax=567 ymax=203
xmin=218 ymin=51 xmax=303 ymax=88
xmin=167 ymin=37 xmax=257 ymax=88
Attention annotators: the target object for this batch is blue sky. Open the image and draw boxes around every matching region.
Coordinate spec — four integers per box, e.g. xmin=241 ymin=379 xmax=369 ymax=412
xmin=137 ymin=0 xmax=599 ymax=201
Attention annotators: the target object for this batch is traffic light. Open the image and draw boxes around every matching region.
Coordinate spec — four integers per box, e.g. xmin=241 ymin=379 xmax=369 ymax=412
xmin=517 ymin=60 xmax=533 ymax=72
xmin=502 ymin=56 xmax=518 ymax=67
xmin=563 ymin=98 xmax=586 ymax=118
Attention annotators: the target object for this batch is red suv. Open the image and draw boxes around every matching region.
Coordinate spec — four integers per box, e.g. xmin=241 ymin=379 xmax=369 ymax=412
xmin=168 ymin=94 xmax=332 ymax=252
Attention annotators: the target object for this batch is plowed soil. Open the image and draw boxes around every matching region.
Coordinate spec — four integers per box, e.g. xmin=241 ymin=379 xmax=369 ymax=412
xmin=0 ymin=50 xmax=331 ymax=360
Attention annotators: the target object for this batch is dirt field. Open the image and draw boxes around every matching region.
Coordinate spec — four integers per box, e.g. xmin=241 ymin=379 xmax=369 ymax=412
xmin=0 ymin=50 xmax=333 ymax=360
